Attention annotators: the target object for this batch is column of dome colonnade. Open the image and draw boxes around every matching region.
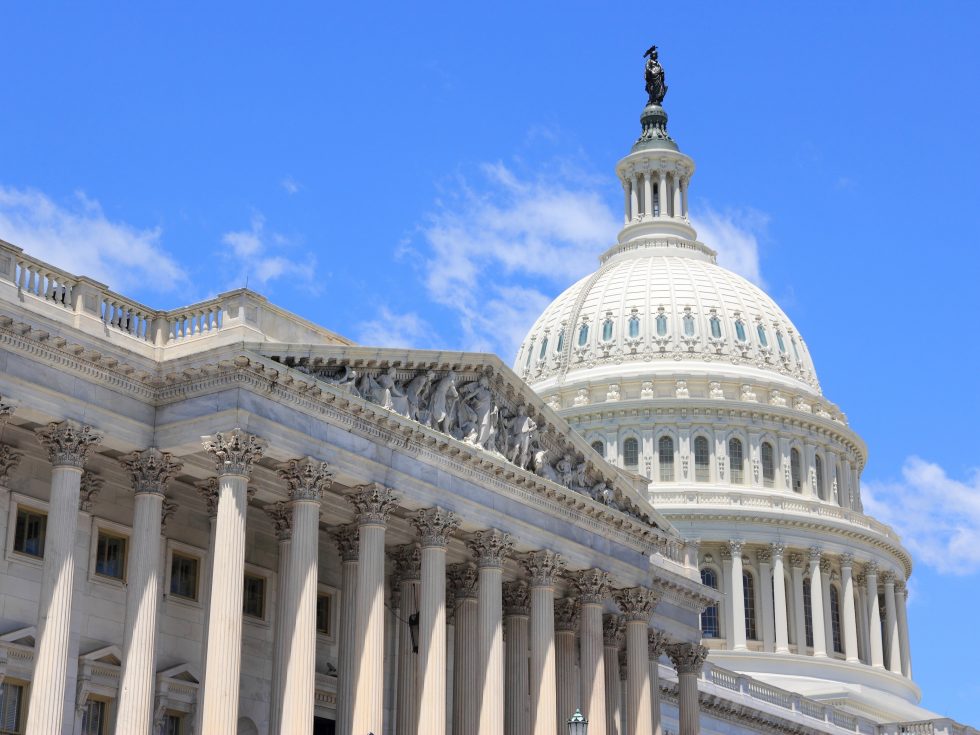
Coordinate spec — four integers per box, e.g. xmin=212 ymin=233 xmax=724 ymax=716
xmin=26 ymin=420 xmax=102 ymax=735
xmin=114 ymin=448 xmax=182 ymax=735
xmin=698 ymin=542 xmax=913 ymax=677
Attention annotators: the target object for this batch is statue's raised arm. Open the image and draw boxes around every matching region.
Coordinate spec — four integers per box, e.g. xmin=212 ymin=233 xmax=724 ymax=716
xmin=644 ymin=45 xmax=668 ymax=106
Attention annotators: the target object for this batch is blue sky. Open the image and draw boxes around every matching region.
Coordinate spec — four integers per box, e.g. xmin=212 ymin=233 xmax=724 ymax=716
xmin=1 ymin=1 xmax=978 ymax=723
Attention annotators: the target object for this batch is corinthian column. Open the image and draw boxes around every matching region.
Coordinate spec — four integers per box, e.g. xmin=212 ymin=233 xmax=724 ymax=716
xmin=520 ymin=550 xmax=565 ymax=735
xmin=199 ymin=428 xmax=263 ymax=732
xmin=727 ymin=541 xmax=747 ymax=651
xmin=277 ymin=459 xmax=333 ymax=735
xmin=839 ymin=554 xmax=859 ymax=662
xmin=391 ymin=544 xmax=422 ymax=735
xmin=666 ymin=643 xmax=708 ymax=735
xmin=265 ymin=501 xmax=292 ymax=735
xmin=602 ymin=617 xmax=623 ymax=735
xmin=114 ymin=449 xmax=182 ymax=735
xmin=554 ymin=598 xmax=581 ymax=730
xmin=789 ymin=553 xmax=807 ymax=654
xmin=26 ymin=420 xmax=102 ymax=735
xmin=570 ymin=568 xmax=612 ymax=735
xmin=615 ymin=588 xmax=658 ymax=735
xmin=896 ymin=581 xmax=912 ymax=677
xmin=413 ymin=508 xmax=459 ymax=735
xmin=448 ymin=563 xmax=479 ymax=735
xmin=193 ymin=478 xmax=219 ymax=735
xmin=808 ymin=548 xmax=827 ymax=657
xmin=467 ymin=529 xmax=513 ymax=735
xmin=348 ymin=483 xmax=398 ymax=735
xmin=647 ymin=630 xmax=669 ymax=735
xmin=881 ymin=570 xmax=902 ymax=674
xmin=330 ymin=524 xmax=359 ymax=735
xmin=771 ymin=544 xmax=789 ymax=653
xmin=865 ymin=562 xmax=885 ymax=668
xmin=503 ymin=581 xmax=530 ymax=735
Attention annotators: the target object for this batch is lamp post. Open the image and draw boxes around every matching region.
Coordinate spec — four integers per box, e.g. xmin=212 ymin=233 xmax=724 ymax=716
xmin=568 ymin=708 xmax=589 ymax=735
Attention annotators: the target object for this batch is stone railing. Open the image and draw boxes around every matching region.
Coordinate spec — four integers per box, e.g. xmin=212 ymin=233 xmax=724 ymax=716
xmin=0 ymin=241 xmax=351 ymax=355
xmin=653 ymin=489 xmax=902 ymax=545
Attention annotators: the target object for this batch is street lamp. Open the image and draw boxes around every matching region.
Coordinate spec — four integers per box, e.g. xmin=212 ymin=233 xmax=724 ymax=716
xmin=567 ymin=708 xmax=588 ymax=735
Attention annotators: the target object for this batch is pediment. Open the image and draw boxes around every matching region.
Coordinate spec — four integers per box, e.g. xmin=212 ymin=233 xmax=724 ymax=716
xmin=158 ymin=662 xmax=200 ymax=683
xmin=0 ymin=626 xmax=35 ymax=647
xmin=81 ymin=644 xmax=122 ymax=666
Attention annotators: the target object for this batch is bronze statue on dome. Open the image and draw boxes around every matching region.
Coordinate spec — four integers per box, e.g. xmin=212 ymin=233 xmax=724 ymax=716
xmin=644 ymin=45 xmax=668 ymax=106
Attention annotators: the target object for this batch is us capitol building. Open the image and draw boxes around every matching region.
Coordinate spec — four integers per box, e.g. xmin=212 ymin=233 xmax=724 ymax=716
xmin=0 ymin=49 xmax=972 ymax=735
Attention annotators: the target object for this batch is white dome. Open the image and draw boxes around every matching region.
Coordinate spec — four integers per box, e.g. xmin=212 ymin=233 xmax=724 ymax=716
xmin=514 ymin=244 xmax=821 ymax=395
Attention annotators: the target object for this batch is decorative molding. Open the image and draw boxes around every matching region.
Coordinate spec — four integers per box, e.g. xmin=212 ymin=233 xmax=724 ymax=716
xmin=202 ymin=428 xmax=263 ymax=477
xmin=0 ymin=443 xmax=22 ymax=485
xmin=35 ymin=420 xmax=102 ymax=468
xmin=119 ymin=448 xmax=182 ymax=495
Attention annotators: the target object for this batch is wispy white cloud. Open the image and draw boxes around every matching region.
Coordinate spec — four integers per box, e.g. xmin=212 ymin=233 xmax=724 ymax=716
xmin=692 ymin=207 xmax=768 ymax=288
xmin=219 ymin=215 xmax=317 ymax=291
xmin=863 ymin=457 xmax=980 ymax=576
xmin=281 ymin=177 xmax=301 ymax=195
xmin=356 ymin=307 xmax=435 ymax=349
xmin=0 ymin=186 xmax=185 ymax=293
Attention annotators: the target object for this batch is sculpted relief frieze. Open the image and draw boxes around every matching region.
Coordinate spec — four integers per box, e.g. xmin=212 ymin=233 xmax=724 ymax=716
xmin=294 ymin=361 xmax=653 ymax=525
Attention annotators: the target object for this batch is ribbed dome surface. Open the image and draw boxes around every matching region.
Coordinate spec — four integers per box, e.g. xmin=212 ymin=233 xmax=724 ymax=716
xmin=514 ymin=248 xmax=820 ymax=394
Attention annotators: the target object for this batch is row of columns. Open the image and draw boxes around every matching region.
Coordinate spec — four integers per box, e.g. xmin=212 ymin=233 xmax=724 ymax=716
xmin=623 ymin=169 xmax=689 ymax=223
xmin=716 ymin=542 xmax=911 ymax=677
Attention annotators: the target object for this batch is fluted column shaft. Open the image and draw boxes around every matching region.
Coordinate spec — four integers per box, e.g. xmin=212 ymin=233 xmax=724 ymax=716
xmin=667 ymin=644 xmax=707 ymax=735
xmin=657 ymin=171 xmax=668 ymax=217
xmin=757 ymin=551 xmax=775 ymax=652
xmin=790 ymin=555 xmax=806 ymax=654
xmin=840 ymin=557 xmax=859 ymax=662
xmin=523 ymin=550 xmax=563 ymax=735
xmin=896 ymin=582 xmax=912 ymax=678
xmin=630 ymin=176 xmax=640 ymax=221
xmin=470 ymin=530 xmax=512 ymax=735
xmin=647 ymin=632 xmax=668 ymax=735
xmin=808 ymin=550 xmax=827 ymax=657
xmin=268 ymin=507 xmax=292 ymax=735
xmin=642 ymin=174 xmax=653 ymax=220
xmin=602 ymin=622 xmax=621 ymax=735
xmin=503 ymin=582 xmax=530 ymax=735
xmin=452 ymin=585 xmax=479 ymax=735
xmin=866 ymin=565 xmax=885 ymax=668
xmin=349 ymin=485 xmax=397 ymax=735
xmin=393 ymin=550 xmax=421 ymax=735
xmin=624 ymin=621 xmax=651 ymax=735
xmin=882 ymin=574 xmax=902 ymax=674
xmin=573 ymin=569 xmax=611 ymax=735
xmin=333 ymin=527 xmax=359 ymax=735
xmin=672 ymin=174 xmax=682 ymax=218
xmin=27 ymin=421 xmax=101 ymax=735
xmin=193 ymin=481 xmax=219 ymax=735
xmin=555 ymin=599 xmax=581 ymax=733
xmin=728 ymin=543 xmax=747 ymax=650
xmin=771 ymin=546 xmax=789 ymax=653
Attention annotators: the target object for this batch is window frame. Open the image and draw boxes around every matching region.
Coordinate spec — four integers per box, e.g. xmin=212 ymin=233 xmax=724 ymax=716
xmin=693 ymin=435 xmax=710 ymax=483
xmin=6 ymin=493 xmax=50 ymax=568
xmin=790 ymin=448 xmax=803 ymax=493
xmin=0 ymin=680 xmax=26 ymax=735
xmin=577 ymin=323 xmax=589 ymax=347
xmin=601 ymin=319 xmax=614 ymax=343
xmin=80 ymin=695 xmax=111 ymax=735
xmin=243 ymin=563 xmax=272 ymax=624
xmin=164 ymin=539 xmax=207 ymax=608
xmin=622 ymin=436 xmax=639 ymax=469
xmin=760 ymin=441 xmax=775 ymax=488
xmin=728 ymin=437 xmax=745 ymax=485
xmin=699 ymin=567 xmax=721 ymax=639
xmin=590 ymin=440 xmax=605 ymax=458
xmin=743 ymin=570 xmax=759 ymax=641
xmin=316 ymin=583 xmax=339 ymax=643
xmin=657 ymin=435 xmax=675 ymax=482
xmin=88 ymin=518 xmax=131 ymax=586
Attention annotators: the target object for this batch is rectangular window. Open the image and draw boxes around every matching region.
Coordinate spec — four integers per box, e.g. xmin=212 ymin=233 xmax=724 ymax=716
xmin=164 ymin=714 xmax=183 ymax=735
xmin=81 ymin=699 xmax=107 ymax=735
xmin=170 ymin=554 xmax=199 ymax=601
xmin=316 ymin=593 xmax=332 ymax=636
xmin=243 ymin=574 xmax=266 ymax=619
xmin=13 ymin=508 xmax=46 ymax=558
xmin=0 ymin=682 xmax=24 ymax=734
xmin=95 ymin=532 xmax=127 ymax=580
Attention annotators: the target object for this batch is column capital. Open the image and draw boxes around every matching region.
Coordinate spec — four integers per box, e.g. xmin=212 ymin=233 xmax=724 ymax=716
xmin=36 ymin=420 xmax=102 ymax=468
xmin=160 ymin=498 xmax=179 ymax=533
xmin=788 ymin=552 xmax=806 ymax=569
xmin=613 ymin=586 xmax=660 ymax=621
xmin=466 ymin=528 xmax=513 ymax=568
xmin=554 ymin=597 xmax=581 ymax=632
xmin=519 ymin=549 xmax=566 ymax=587
xmin=119 ymin=448 xmax=182 ymax=495
xmin=502 ymin=580 xmax=530 ymax=617
xmin=412 ymin=507 xmax=460 ymax=548
xmin=648 ymin=629 xmax=670 ymax=659
xmin=769 ymin=542 xmax=785 ymax=560
xmin=864 ymin=560 xmax=880 ymax=577
xmin=447 ymin=562 xmax=478 ymax=602
xmin=880 ymin=570 xmax=896 ymax=585
xmin=666 ymin=642 xmax=709 ymax=675
xmin=895 ymin=579 xmax=907 ymax=593
xmin=840 ymin=552 xmax=855 ymax=568
xmin=603 ymin=614 xmax=624 ymax=646
xmin=202 ymin=428 xmax=263 ymax=477
xmin=390 ymin=543 xmax=422 ymax=584
xmin=728 ymin=540 xmax=745 ymax=557
xmin=819 ymin=558 xmax=833 ymax=575
xmin=0 ymin=443 xmax=23 ymax=485
xmin=276 ymin=457 xmax=333 ymax=501
xmin=194 ymin=478 xmax=219 ymax=518
xmin=264 ymin=501 xmax=293 ymax=541
xmin=568 ymin=568 xmax=612 ymax=604
xmin=330 ymin=523 xmax=359 ymax=561
xmin=808 ymin=546 xmax=823 ymax=565
xmin=0 ymin=396 xmax=18 ymax=425
xmin=346 ymin=483 xmax=397 ymax=525
xmin=756 ymin=547 xmax=772 ymax=564
xmin=79 ymin=471 xmax=104 ymax=512
xmin=855 ymin=571 xmax=866 ymax=586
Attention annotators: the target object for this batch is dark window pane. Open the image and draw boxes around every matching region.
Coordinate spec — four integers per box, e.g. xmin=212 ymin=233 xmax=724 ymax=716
xmin=244 ymin=574 xmax=266 ymax=619
xmin=13 ymin=509 xmax=46 ymax=558
xmin=170 ymin=554 xmax=199 ymax=600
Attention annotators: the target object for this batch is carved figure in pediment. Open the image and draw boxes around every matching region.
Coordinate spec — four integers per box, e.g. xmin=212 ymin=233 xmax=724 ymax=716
xmin=599 ymin=483 xmax=624 ymax=511
xmin=533 ymin=448 xmax=561 ymax=483
xmin=404 ymin=370 xmax=435 ymax=423
xmin=429 ymin=371 xmax=459 ymax=434
xmin=458 ymin=375 xmax=497 ymax=449
xmin=570 ymin=461 xmax=593 ymax=493
xmin=556 ymin=453 xmax=576 ymax=487
xmin=505 ymin=405 xmax=537 ymax=469
xmin=322 ymin=365 xmax=359 ymax=395
xmin=376 ymin=367 xmax=408 ymax=413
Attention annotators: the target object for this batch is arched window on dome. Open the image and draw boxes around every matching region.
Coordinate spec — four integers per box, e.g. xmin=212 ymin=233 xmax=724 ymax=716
xmin=656 ymin=313 xmax=669 ymax=336
xmin=578 ymin=324 xmax=589 ymax=346
xmin=683 ymin=313 xmax=696 ymax=336
xmin=555 ymin=329 xmax=565 ymax=353
xmin=694 ymin=436 xmax=710 ymax=482
xmin=700 ymin=568 xmax=720 ymax=638
xmin=815 ymin=455 xmax=826 ymax=500
xmin=830 ymin=585 xmax=844 ymax=654
xmin=591 ymin=440 xmax=604 ymax=457
xmin=761 ymin=442 xmax=775 ymax=488
xmin=602 ymin=319 xmax=614 ymax=342
xmin=757 ymin=324 xmax=769 ymax=347
xmin=743 ymin=571 xmax=758 ymax=640
xmin=623 ymin=437 xmax=639 ymax=469
xmin=729 ymin=438 xmax=744 ymax=485
xmin=538 ymin=337 xmax=549 ymax=360
xmin=710 ymin=315 xmax=722 ymax=339
xmin=803 ymin=577 xmax=814 ymax=648
xmin=776 ymin=330 xmax=787 ymax=354
xmin=791 ymin=337 xmax=801 ymax=362
xmin=628 ymin=315 xmax=640 ymax=338
xmin=734 ymin=319 xmax=747 ymax=343
xmin=658 ymin=436 xmax=675 ymax=482
xmin=525 ymin=343 xmax=534 ymax=369
xmin=836 ymin=462 xmax=844 ymax=506
xmin=790 ymin=448 xmax=803 ymax=492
